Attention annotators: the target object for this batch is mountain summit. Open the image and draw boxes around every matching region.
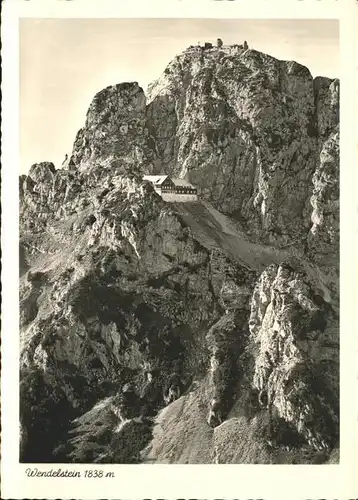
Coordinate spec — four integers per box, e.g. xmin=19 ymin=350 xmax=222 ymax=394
xmin=19 ymin=44 xmax=339 ymax=464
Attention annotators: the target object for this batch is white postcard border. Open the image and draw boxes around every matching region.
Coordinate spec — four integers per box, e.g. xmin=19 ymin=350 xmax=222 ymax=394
xmin=1 ymin=1 xmax=357 ymax=499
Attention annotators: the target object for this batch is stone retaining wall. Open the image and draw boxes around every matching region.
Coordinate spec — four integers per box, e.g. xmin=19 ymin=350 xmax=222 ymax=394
xmin=161 ymin=193 xmax=198 ymax=202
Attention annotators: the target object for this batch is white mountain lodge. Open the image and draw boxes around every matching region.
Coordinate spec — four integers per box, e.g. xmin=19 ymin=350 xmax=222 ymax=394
xmin=143 ymin=175 xmax=198 ymax=201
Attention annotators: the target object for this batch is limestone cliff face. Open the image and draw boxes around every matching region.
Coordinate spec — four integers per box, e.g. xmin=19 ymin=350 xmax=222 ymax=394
xmin=69 ymin=82 xmax=156 ymax=173
xmin=308 ymin=126 xmax=339 ymax=271
xmin=314 ymin=77 xmax=339 ymax=139
xmin=20 ymin=169 xmax=260 ymax=462
xmin=139 ymin=256 xmax=338 ymax=464
xmin=147 ymin=46 xmax=339 ymax=249
xmin=249 ymin=261 xmax=338 ymax=452
xmin=19 ymin=45 xmax=339 ymax=464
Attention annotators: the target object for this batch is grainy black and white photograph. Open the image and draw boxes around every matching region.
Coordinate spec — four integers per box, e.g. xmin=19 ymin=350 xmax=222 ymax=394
xmin=18 ymin=17 xmax=340 ymax=465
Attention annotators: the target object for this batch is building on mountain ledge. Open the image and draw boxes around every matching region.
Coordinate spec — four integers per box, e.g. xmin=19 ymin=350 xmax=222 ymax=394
xmin=143 ymin=175 xmax=198 ymax=202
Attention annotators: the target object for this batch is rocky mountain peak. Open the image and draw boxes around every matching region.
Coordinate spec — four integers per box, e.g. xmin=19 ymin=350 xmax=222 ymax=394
xmin=28 ymin=161 xmax=56 ymax=182
xmin=145 ymin=45 xmax=339 ymax=250
xmin=19 ymin=44 xmax=339 ymax=465
xmin=69 ymin=81 xmax=156 ymax=174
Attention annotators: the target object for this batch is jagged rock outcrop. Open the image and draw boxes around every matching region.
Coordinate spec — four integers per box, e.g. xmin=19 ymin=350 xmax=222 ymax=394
xmin=147 ymin=46 xmax=339 ymax=249
xmin=69 ymin=82 xmax=156 ymax=173
xmin=314 ymin=77 xmax=339 ymax=139
xmin=59 ymin=45 xmax=339 ymax=255
xmin=307 ymin=126 xmax=339 ymax=270
xmin=249 ymin=261 xmax=339 ymax=451
xmin=19 ymin=44 xmax=339 ymax=464
xmin=139 ymin=257 xmax=338 ymax=464
xmin=19 ymin=174 xmax=261 ymax=462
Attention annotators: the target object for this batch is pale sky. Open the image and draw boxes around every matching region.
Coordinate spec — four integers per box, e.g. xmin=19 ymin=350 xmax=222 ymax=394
xmin=20 ymin=19 xmax=339 ymax=173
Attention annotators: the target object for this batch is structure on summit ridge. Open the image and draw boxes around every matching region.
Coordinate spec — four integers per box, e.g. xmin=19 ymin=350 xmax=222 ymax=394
xmin=143 ymin=175 xmax=198 ymax=202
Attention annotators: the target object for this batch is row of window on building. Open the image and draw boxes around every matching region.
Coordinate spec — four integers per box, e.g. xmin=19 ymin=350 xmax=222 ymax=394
xmin=143 ymin=175 xmax=198 ymax=195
